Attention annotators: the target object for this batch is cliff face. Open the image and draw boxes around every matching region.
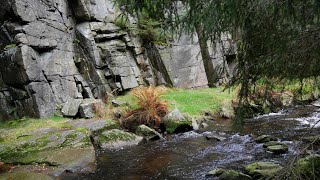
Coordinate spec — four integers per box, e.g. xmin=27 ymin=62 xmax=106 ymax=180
xmin=0 ymin=0 xmax=236 ymax=120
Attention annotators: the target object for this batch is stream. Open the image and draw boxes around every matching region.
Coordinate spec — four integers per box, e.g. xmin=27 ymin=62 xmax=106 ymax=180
xmin=72 ymin=105 xmax=320 ymax=179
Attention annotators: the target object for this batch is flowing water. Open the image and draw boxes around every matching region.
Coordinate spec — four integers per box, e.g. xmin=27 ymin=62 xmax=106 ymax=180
xmin=76 ymin=105 xmax=320 ymax=179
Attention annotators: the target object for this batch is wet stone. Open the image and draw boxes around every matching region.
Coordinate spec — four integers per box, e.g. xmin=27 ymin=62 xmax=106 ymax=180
xmin=255 ymin=135 xmax=278 ymax=143
xmin=266 ymin=144 xmax=288 ymax=154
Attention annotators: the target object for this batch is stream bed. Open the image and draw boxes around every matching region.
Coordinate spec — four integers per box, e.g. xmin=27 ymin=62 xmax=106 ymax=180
xmin=74 ymin=105 xmax=320 ymax=179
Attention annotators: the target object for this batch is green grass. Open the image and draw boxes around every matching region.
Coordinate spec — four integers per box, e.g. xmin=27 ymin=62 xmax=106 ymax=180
xmin=117 ymin=87 xmax=236 ymax=117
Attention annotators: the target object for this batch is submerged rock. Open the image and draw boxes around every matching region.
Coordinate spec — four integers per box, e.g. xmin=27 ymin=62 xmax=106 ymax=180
xmin=94 ymin=129 xmax=143 ymax=150
xmin=207 ymin=168 xmax=252 ymax=180
xmin=255 ymin=135 xmax=278 ymax=143
xmin=205 ymin=133 xmax=227 ymax=141
xmin=135 ymin=125 xmax=163 ymax=141
xmin=245 ymin=161 xmax=283 ymax=179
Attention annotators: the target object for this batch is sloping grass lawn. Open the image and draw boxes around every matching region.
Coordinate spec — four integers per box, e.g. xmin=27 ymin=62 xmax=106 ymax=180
xmin=117 ymin=87 xmax=236 ymax=116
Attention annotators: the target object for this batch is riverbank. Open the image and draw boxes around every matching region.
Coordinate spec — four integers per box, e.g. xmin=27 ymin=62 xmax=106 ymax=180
xmin=0 ymin=86 xmax=319 ymax=179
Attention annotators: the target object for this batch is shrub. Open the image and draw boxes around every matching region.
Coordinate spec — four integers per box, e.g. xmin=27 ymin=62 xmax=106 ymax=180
xmin=122 ymin=86 xmax=168 ymax=130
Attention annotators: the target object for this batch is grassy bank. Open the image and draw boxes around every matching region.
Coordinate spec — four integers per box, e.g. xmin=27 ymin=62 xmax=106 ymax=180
xmin=117 ymin=87 xmax=236 ymax=117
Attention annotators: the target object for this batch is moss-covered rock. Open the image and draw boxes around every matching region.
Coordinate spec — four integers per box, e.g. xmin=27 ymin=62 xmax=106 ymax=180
xmin=262 ymin=141 xmax=284 ymax=148
xmin=245 ymin=162 xmax=283 ymax=179
xmin=162 ymin=108 xmax=193 ymax=133
xmin=255 ymin=135 xmax=278 ymax=143
xmin=135 ymin=125 xmax=163 ymax=141
xmin=163 ymin=119 xmax=192 ymax=134
xmin=294 ymin=154 xmax=320 ymax=179
xmin=0 ymin=172 xmax=53 ymax=180
xmin=266 ymin=144 xmax=288 ymax=154
xmin=0 ymin=128 xmax=95 ymax=175
xmin=94 ymin=129 xmax=143 ymax=149
xmin=302 ymin=135 xmax=320 ymax=145
xmin=207 ymin=168 xmax=252 ymax=180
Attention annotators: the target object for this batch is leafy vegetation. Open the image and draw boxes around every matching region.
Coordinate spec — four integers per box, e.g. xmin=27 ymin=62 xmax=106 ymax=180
xmin=117 ymin=87 xmax=235 ymax=117
xmin=114 ymin=0 xmax=320 ymax=114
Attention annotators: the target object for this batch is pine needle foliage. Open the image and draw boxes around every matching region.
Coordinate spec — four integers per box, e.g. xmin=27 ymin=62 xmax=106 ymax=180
xmin=114 ymin=0 xmax=320 ymax=110
xmin=122 ymin=86 xmax=168 ymax=130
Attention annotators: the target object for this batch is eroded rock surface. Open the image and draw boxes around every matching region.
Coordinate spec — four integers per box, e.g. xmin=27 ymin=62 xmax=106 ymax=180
xmin=0 ymin=0 xmax=236 ymax=120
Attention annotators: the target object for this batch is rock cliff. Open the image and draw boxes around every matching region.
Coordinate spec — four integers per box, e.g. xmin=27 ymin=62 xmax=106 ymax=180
xmin=0 ymin=0 xmax=236 ymax=120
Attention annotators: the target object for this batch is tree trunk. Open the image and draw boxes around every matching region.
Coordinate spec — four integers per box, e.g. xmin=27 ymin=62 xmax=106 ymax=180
xmin=195 ymin=24 xmax=218 ymax=87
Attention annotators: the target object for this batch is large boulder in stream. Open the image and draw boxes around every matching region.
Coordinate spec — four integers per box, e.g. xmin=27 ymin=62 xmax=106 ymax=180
xmin=245 ymin=162 xmax=283 ymax=179
xmin=207 ymin=168 xmax=252 ymax=180
xmin=162 ymin=108 xmax=193 ymax=133
xmin=93 ymin=129 xmax=143 ymax=149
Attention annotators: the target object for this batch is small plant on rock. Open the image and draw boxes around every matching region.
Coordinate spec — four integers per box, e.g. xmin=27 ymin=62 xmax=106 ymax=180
xmin=122 ymin=86 xmax=168 ymax=131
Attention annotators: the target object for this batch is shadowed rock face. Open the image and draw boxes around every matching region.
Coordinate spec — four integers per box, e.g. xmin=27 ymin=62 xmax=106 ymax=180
xmin=0 ymin=0 xmax=236 ymax=120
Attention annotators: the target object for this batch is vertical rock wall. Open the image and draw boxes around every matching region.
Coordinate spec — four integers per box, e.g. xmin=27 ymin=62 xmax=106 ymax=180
xmin=0 ymin=0 xmax=236 ymax=120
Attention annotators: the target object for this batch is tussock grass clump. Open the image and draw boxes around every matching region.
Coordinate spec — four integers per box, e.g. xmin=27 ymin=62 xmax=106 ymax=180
xmin=122 ymin=86 xmax=168 ymax=130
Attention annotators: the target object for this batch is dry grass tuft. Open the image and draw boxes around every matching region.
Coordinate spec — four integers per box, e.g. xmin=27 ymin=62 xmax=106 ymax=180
xmin=122 ymin=86 xmax=168 ymax=130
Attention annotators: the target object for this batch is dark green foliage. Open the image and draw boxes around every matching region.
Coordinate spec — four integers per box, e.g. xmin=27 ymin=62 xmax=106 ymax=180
xmin=114 ymin=0 xmax=320 ymax=112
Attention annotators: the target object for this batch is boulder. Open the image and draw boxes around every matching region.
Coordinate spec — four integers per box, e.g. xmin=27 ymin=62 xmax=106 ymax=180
xmin=207 ymin=168 xmax=252 ymax=180
xmin=0 ymin=128 xmax=95 ymax=175
xmin=0 ymin=172 xmax=53 ymax=180
xmin=245 ymin=162 xmax=283 ymax=179
xmin=163 ymin=108 xmax=186 ymax=121
xmin=135 ymin=125 xmax=163 ymax=141
xmin=262 ymin=141 xmax=284 ymax=148
xmin=79 ymin=99 xmax=104 ymax=118
xmin=266 ymin=144 xmax=288 ymax=154
xmin=255 ymin=135 xmax=278 ymax=143
xmin=94 ymin=129 xmax=143 ymax=150
xmin=162 ymin=108 xmax=192 ymax=133
xmin=311 ymin=99 xmax=320 ymax=107
xmin=205 ymin=133 xmax=227 ymax=141
xmin=61 ymin=99 xmax=83 ymax=117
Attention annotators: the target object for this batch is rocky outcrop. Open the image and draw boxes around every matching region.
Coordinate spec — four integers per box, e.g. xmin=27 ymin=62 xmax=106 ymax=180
xmin=0 ymin=0 xmax=236 ymax=120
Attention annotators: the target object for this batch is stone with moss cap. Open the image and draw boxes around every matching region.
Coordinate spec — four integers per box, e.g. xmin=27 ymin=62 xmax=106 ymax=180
xmin=255 ymin=135 xmax=278 ymax=143
xmin=207 ymin=168 xmax=252 ymax=180
xmin=162 ymin=108 xmax=192 ymax=133
xmin=94 ymin=129 xmax=143 ymax=150
xmin=0 ymin=128 xmax=95 ymax=175
xmin=245 ymin=161 xmax=283 ymax=179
